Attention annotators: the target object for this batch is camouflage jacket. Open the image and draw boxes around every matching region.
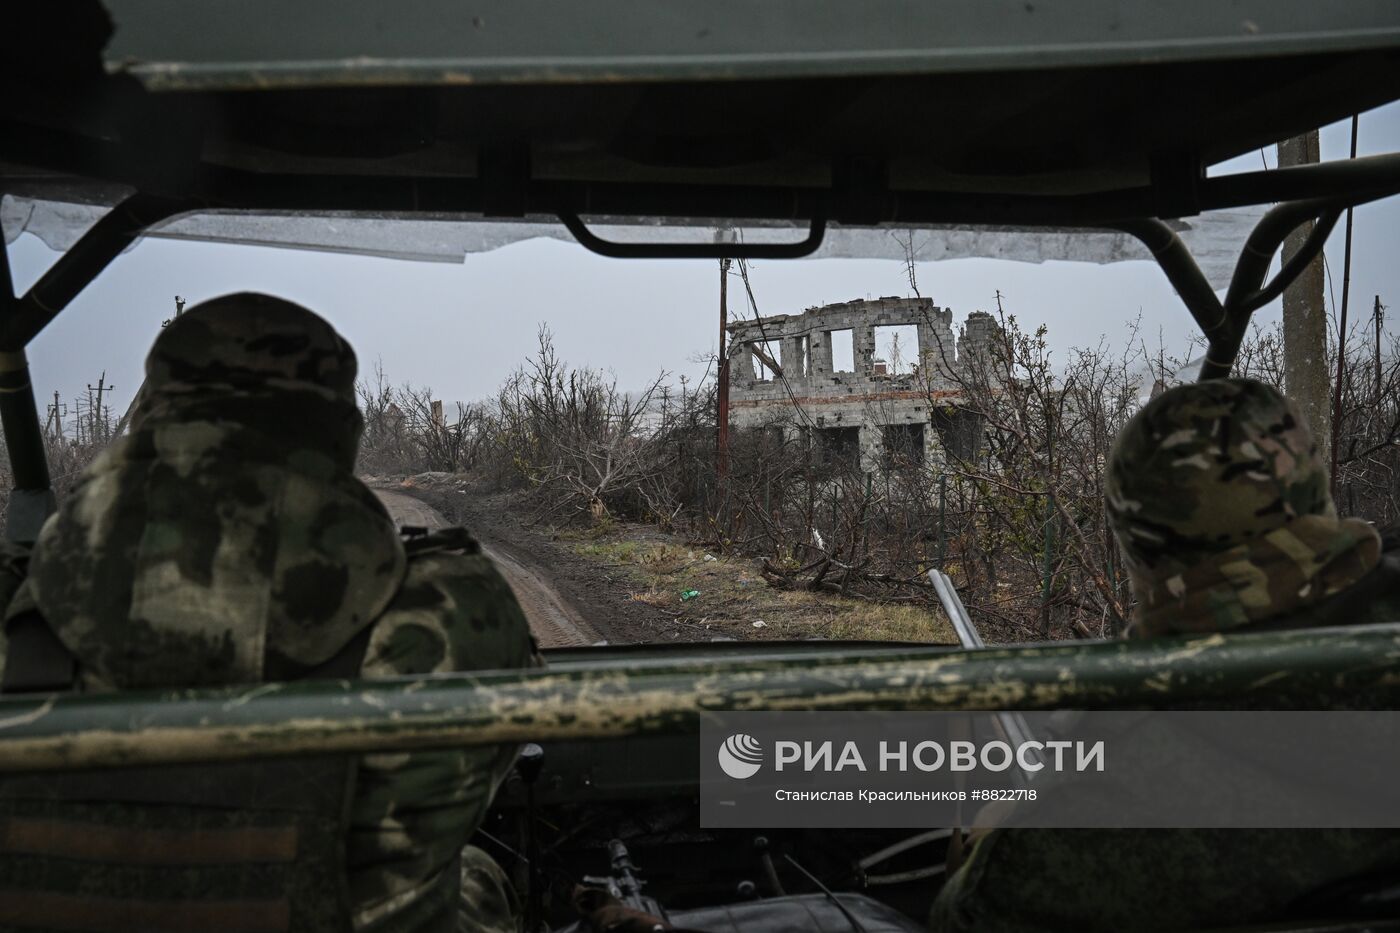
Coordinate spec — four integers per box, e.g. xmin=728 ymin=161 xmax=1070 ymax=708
xmin=1129 ymin=514 xmax=1385 ymax=638
xmin=0 ymin=422 xmax=536 ymax=931
xmin=932 ymin=540 xmax=1400 ymax=933
xmin=1251 ymin=531 xmax=1400 ymax=630
xmin=348 ymin=528 xmax=538 ymax=931
xmin=932 ymin=824 xmax=1400 ymax=933
xmin=931 ymin=703 xmax=1400 ymax=933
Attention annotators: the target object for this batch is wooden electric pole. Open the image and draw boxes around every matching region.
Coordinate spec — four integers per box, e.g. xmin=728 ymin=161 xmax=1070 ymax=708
xmin=1277 ymin=131 xmax=1331 ymax=469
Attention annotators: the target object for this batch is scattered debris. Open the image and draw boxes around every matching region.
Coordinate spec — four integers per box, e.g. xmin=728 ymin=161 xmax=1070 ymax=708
xmin=680 ymin=589 xmax=701 ymax=602
xmin=703 ymin=553 xmax=717 ymax=562
xmin=752 ymin=620 xmax=767 ymax=628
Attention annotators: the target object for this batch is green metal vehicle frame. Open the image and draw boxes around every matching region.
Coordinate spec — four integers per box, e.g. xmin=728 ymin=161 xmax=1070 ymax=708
xmin=1 ymin=626 xmax=1398 ymax=771
xmin=2 ymin=0 xmax=1400 ymax=772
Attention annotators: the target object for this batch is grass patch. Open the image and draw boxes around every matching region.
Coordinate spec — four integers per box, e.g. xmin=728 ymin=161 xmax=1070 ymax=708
xmin=823 ymin=601 xmax=954 ymax=642
xmin=574 ymin=540 xmax=644 ymax=563
xmin=571 ymin=533 xmax=955 ymax=644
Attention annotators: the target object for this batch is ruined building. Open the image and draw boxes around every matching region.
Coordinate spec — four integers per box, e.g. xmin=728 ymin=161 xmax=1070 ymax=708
xmin=726 ymin=297 xmax=996 ymax=471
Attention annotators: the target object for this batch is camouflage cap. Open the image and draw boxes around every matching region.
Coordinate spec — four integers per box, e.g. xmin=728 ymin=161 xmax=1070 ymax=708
xmin=1107 ymin=378 xmax=1381 ymax=636
xmin=1106 ymin=379 xmax=1332 ymax=577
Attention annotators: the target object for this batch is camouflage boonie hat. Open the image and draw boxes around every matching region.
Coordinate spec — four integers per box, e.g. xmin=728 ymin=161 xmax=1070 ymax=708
xmin=21 ymin=291 xmax=406 ymax=688
xmin=133 ymin=293 xmax=364 ymax=467
xmin=146 ymin=292 xmax=357 ymax=404
xmin=1107 ymin=379 xmax=1380 ymax=636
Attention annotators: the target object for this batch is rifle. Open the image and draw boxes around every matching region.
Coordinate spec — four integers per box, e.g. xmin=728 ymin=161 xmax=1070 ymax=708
xmin=577 ymin=839 xmax=670 ymax=931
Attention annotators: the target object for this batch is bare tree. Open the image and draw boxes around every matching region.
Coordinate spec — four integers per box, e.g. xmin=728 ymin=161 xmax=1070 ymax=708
xmin=488 ymin=327 xmax=672 ymax=522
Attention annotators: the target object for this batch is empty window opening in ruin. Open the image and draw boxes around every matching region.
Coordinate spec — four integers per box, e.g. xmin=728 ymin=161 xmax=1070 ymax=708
xmin=931 ymin=407 xmax=983 ymax=463
xmin=751 ymin=340 xmax=782 ymax=382
xmin=817 ymin=426 xmax=861 ymax=468
xmin=883 ymin=423 xmax=925 ymax=467
xmin=828 ymin=329 xmax=854 ymax=373
xmin=874 ymin=325 xmax=920 ymax=376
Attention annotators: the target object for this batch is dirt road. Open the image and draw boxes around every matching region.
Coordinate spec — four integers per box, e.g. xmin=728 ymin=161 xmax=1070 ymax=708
xmin=373 ymin=489 xmax=600 ymax=648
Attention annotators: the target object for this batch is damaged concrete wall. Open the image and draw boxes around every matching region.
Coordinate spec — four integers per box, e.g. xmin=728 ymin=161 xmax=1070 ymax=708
xmin=726 ymin=297 xmax=997 ymax=472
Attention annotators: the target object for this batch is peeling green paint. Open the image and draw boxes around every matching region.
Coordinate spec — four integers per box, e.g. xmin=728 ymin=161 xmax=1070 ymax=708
xmin=0 ymin=625 xmax=1396 ymax=771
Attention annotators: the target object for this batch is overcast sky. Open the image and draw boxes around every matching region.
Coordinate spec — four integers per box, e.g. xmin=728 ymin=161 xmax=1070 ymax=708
xmin=7 ymin=102 xmax=1399 ymax=417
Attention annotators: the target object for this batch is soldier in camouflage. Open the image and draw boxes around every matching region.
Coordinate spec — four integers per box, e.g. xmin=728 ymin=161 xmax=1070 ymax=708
xmin=1105 ymin=377 xmax=1393 ymax=637
xmin=931 ymin=379 xmax=1400 ymax=932
xmin=0 ymin=293 xmax=537 ymax=932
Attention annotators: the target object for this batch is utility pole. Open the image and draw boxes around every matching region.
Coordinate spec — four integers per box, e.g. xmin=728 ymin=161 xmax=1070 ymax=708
xmin=87 ymin=372 xmax=111 ymax=444
xmin=55 ymin=392 xmax=64 ymax=441
xmin=1377 ymin=296 xmax=1386 ymax=407
xmin=117 ymin=296 xmax=186 ymax=437
xmin=162 ymin=295 xmax=187 ymax=329
xmin=717 ymin=255 xmax=732 ymax=484
xmin=715 ymin=228 xmax=738 ymax=489
xmin=1277 ymin=131 xmax=1331 ymax=469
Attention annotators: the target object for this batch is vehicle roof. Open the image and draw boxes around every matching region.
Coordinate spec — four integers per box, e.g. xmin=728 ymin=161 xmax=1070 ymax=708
xmin=4 ymin=1 xmax=1400 ymax=227
xmin=99 ymin=0 xmax=1400 ymax=89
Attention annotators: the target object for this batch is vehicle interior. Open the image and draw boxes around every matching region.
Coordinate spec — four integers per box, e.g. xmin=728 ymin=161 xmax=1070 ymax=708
xmin=3 ymin=3 xmax=1400 ymax=931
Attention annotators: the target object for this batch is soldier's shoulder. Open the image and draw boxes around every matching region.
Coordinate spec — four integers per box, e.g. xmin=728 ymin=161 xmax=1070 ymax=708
xmin=1255 ymin=534 xmax=1400 ymax=632
xmin=398 ymin=526 xmax=515 ymax=598
xmin=395 ymin=525 xmax=518 ymax=611
xmin=363 ymin=524 xmax=531 ymax=677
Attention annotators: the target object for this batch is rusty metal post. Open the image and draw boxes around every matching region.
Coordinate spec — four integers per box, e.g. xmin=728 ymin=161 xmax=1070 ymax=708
xmin=717 ymin=256 xmax=731 ymax=485
xmin=715 ymin=227 xmax=738 ymax=499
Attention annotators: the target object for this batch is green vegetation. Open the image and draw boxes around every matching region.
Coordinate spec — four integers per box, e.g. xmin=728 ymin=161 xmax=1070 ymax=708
xmin=572 ymin=530 xmax=956 ymax=644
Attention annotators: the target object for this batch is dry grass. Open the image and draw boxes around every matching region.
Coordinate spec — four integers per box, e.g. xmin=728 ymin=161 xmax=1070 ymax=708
xmin=570 ymin=528 xmax=956 ymax=644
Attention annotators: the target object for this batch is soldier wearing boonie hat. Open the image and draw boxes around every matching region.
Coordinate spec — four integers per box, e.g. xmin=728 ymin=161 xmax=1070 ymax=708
xmin=0 ymin=293 xmax=537 ymax=933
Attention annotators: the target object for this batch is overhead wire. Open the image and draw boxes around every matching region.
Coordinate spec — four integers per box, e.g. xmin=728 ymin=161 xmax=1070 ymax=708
xmin=732 ymin=244 xmax=817 ymax=429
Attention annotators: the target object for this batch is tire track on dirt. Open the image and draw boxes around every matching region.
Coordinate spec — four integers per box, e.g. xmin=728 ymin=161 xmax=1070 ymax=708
xmin=373 ymin=489 xmax=599 ymax=648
